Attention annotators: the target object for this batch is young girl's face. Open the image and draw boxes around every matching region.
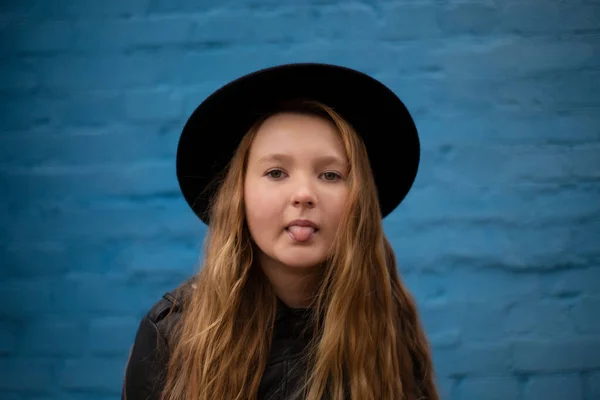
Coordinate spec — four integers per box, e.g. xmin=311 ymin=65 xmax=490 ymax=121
xmin=244 ymin=112 xmax=350 ymax=271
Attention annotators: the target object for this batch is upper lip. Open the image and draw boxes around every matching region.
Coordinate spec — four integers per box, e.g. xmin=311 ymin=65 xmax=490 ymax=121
xmin=286 ymin=219 xmax=319 ymax=230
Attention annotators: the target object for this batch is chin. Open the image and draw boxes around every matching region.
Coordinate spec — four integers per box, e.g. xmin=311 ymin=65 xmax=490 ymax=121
xmin=277 ymin=253 xmax=326 ymax=270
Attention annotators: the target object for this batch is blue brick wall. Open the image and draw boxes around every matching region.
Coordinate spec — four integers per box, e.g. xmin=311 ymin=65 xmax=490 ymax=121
xmin=1 ymin=1 xmax=599 ymax=399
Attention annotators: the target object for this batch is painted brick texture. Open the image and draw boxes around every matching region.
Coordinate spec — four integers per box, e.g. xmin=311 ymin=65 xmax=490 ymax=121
xmin=1 ymin=0 xmax=599 ymax=399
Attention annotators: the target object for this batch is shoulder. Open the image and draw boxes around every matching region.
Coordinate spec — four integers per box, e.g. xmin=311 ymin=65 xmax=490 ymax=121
xmin=146 ymin=276 xmax=196 ymax=321
xmin=122 ymin=276 xmax=197 ymax=400
xmin=145 ymin=275 xmax=197 ymax=341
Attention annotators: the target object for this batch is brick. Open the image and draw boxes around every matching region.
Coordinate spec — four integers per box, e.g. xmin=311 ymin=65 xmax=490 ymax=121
xmin=459 ymin=376 xmax=520 ymax=400
xmin=540 ymin=268 xmax=600 ymax=299
xmin=421 ymin=206 xmax=598 ymax=272
xmin=388 ymin=220 xmax=588 ymax=272
xmin=0 ymin=358 xmax=55 ymax=392
xmin=505 ymin=299 xmax=576 ymax=338
xmin=572 ymin=296 xmax=600 ymax=334
xmin=71 ymin=17 xmax=194 ymax=52
xmin=89 ymin=317 xmax=139 ymax=355
xmin=0 ymin=161 xmax=179 ymax=204
xmin=402 ymin=271 xmax=447 ymax=303
xmin=443 ymin=269 xmax=540 ymax=303
xmin=63 ymin=395 xmax=120 ymax=400
xmin=36 ymin=53 xmax=181 ymax=90
xmin=62 ymin=91 xmax=131 ymax=127
xmin=57 ymin=357 xmax=126 ymax=392
xmin=181 ymin=40 xmax=439 ymax=87
xmin=419 ymin=301 xmax=457 ymax=336
xmin=433 ymin=344 xmax=512 ymax=377
xmin=377 ymin=3 xmax=442 ymax=40
xmin=456 ymin=143 xmax=600 ymax=183
xmin=311 ymin=3 xmax=380 ymax=40
xmin=51 ymin=274 xmax=180 ymax=316
xmin=587 ymin=372 xmax=600 ymax=400
xmin=0 ymin=0 xmax=35 ymax=23
xmin=496 ymin=72 xmax=600 ymax=111
xmin=0 ymin=394 xmax=23 ymax=400
xmin=435 ymin=377 xmax=455 ymax=400
xmin=115 ymin=239 xmax=201 ymax=273
xmin=391 ymin=178 xmax=600 ymax=229
xmin=0 ymin=243 xmax=67 ymax=278
xmin=2 ymin=235 xmax=201 ymax=280
xmin=178 ymin=48 xmax=279 ymax=87
xmin=432 ymin=184 xmax=598 ymax=233
xmin=1 ymin=91 xmax=130 ymax=129
xmin=379 ymin=75 xmax=469 ymax=118
xmin=419 ymin=74 xmax=600 ymax=116
xmin=568 ymin=220 xmax=600 ymax=260
xmin=189 ymin=8 xmax=315 ymax=44
xmin=33 ymin=0 xmax=150 ymax=20
xmin=4 ymin=21 xmax=73 ymax=54
xmin=0 ymin=58 xmax=38 ymax=90
xmin=0 ymin=320 xmax=17 ymax=355
xmin=184 ymin=4 xmax=380 ymax=44
xmin=19 ymin=319 xmax=87 ymax=356
xmin=415 ymin=110 xmax=600 ymax=147
xmin=437 ymin=2 xmax=600 ymax=36
xmin=123 ymin=89 xmax=183 ymax=121
xmin=498 ymin=2 xmax=600 ymax=35
xmin=0 ymin=241 xmax=121 ymax=278
xmin=427 ymin=329 xmax=461 ymax=348
xmin=0 ymin=125 xmax=178 ymax=167
xmin=436 ymin=2 xmax=500 ymax=36
xmin=0 ymin=279 xmax=54 ymax=319
xmin=147 ymin=0 xmax=220 ymax=14
xmin=524 ymin=374 xmax=582 ymax=400
xmin=512 ymin=338 xmax=600 ymax=372
xmin=23 ymin=395 xmax=117 ymax=400
xmin=1 ymin=91 xmax=67 ymax=131
xmin=3 ymin=198 xmax=202 ymax=242
xmin=453 ymin=302 xmax=510 ymax=342
xmin=418 ymin=302 xmax=458 ymax=337
xmin=438 ymin=36 xmax=600 ymax=79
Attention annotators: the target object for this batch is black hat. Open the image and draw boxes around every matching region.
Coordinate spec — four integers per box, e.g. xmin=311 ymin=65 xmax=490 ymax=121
xmin=176 ymin=63 xmax=420 ymax=225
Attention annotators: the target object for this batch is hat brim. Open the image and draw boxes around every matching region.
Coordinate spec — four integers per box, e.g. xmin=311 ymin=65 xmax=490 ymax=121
xmin=176 ymin=63 xmax=420 ymax=224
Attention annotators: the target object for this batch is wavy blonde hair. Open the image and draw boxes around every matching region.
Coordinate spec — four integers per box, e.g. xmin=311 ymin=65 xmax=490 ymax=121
xmin=162 ymin=100 xmax=439 ymax=400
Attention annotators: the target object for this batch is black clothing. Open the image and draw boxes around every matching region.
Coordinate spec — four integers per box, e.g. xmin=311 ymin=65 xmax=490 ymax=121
xmin=121 ymin=279 xmax=317 ymax=400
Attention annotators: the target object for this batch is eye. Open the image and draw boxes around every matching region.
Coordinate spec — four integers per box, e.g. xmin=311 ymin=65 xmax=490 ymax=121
xmin=265 ymin=169 xmax=287 ymax=179
xmin=321 ymin=171 xmax=342 ymax=181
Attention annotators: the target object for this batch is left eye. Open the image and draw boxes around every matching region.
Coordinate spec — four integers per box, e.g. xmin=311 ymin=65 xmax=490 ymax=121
xmin=321 ymin=172 xmax=341 ymax=181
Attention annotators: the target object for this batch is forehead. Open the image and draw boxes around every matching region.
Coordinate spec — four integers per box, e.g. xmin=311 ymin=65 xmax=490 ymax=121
xmin=248 ymin=112 xmax=346 ymax=160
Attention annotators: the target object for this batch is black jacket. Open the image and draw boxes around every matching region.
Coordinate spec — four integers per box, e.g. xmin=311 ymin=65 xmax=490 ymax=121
xmin=122 ymin=279 xmax=317 ymax=400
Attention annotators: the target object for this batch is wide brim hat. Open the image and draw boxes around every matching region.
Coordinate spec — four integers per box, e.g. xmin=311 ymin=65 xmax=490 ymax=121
xmin=176 ymin=63 xmax=420 ymax=225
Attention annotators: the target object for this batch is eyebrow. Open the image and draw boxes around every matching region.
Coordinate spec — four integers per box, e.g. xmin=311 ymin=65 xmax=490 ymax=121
xmin=257 ymin=153 xmax=347 ymax=167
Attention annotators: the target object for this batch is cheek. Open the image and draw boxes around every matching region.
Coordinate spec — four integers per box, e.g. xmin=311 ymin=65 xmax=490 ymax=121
xmin=244 ymin=184 xmax=280 ymax=230
xmin=333 ymin=185 xmax=350 ymax=205
xmin=326 ymin=188 xmax=350 ymax=227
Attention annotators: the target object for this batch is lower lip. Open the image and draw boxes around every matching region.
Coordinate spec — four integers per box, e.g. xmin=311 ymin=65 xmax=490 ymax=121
xmin=285 ymin=228 xmax=318 ymax=243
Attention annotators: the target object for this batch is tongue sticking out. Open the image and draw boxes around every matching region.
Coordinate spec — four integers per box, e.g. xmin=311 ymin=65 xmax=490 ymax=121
xmin=287 ymin=226 xmax=316 ymax=242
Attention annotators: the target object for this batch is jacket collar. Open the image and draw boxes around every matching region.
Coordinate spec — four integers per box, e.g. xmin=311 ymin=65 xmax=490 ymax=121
xmin=274 ymin=296 xmax=314 ymax=340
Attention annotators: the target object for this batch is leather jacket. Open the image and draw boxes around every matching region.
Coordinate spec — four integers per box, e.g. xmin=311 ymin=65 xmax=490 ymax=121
xmin=122 ymin=278 xmax=317 ymax=400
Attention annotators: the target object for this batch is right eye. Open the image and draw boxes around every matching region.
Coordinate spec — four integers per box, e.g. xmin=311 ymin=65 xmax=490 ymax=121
xmin=265 ymin=169 xmax=287 ymax=179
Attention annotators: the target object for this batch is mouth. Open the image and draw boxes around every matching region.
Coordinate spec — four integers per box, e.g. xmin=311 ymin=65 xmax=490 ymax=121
xmin=285 ymin=220 xmax=319 ymax=242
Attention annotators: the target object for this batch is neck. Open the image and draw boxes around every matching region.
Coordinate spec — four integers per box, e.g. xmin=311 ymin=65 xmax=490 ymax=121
xmin=258 ymin=254 xmax=323 ymax=309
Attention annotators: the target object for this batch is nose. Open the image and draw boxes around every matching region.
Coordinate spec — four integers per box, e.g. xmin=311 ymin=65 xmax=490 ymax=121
xmin=290 ymin=177 xmax=316 ymax=208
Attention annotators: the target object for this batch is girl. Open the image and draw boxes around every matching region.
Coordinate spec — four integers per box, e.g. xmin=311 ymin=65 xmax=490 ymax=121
xmin=122 ymin=63 xmax=439 ymax=400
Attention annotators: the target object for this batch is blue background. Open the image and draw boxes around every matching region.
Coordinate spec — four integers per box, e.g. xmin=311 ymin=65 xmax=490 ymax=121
xmin=1 ymin=0 xmax=599 ymax=399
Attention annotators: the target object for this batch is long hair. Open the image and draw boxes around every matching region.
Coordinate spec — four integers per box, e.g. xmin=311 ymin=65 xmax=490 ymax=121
xmin=162 ymin=100 xmax=439 ymax=400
